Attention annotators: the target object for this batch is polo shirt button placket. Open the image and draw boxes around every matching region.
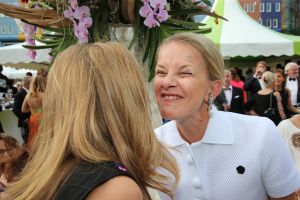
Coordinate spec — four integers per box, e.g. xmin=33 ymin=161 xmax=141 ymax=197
xmin=186 ymin=154 xmax=194 ymax=165
xmin=192 ymin=177 xmax=202 ymax=189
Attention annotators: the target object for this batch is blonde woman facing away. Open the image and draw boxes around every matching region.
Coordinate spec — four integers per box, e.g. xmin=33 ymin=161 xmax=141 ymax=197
xmin=22 ymin=75 xmax=46 ymax=147
xmin=6 ymin=42 xmax=178 ymax=200
xmin=154 ymin=33 xmax=300 ymax=200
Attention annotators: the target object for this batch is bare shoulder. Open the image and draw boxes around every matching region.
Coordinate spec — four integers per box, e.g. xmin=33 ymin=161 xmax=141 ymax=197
xmin=273 ymin=91 xmax=281 ymax=99
xmin=86 ymin=176 xmax=143 ymax=200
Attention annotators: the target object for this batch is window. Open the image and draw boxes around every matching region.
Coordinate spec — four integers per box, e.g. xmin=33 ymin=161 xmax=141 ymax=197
xmin=244 ymin=3 xmax=249 ymax=12
xmin=250 ymin=3 xmax=255 ymax=12
xmin=260 ymin=3 xmax=265 ymax=12
xmin=267 ymin=19 xmax=272 ymax=27
xmin=275 ymin=3 xmax=281 ymax=12
xmin=273 ymin=19 xmax=278 ymax=28
xmin=266 ymin=3 xmax=271 ymax=12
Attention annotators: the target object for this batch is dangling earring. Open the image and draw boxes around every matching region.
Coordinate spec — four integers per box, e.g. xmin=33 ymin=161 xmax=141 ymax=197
xmin=208 ymin=92 xmax=214 ymax=115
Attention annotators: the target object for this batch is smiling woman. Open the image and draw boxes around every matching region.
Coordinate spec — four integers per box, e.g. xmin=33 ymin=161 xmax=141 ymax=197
xmin=153 ymin=32 xmax=300 ymax=200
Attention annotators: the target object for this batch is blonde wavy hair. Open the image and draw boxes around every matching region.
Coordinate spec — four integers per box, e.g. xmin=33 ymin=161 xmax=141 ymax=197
xmin=7 ymin=42 xmax=178 ymax=200
xmin=28 ymin=75 xmax=46 ymax=97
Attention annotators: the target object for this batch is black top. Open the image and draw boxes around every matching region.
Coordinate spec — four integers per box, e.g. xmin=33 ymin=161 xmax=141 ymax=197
xmin=245 ymin=92 xmax=281 ymax=125
xmin=55 ymin=161 xmax=134 ymax=200
xmin=279 ymin=89 xmax=298 ymax=118
xmin=0 ymin=73 xmax=9 ymax=93
xmin=13 ymin=88 xmax=30 ymax=127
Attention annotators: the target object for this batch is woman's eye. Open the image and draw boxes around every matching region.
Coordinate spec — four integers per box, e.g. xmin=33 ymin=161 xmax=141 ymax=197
xmin=180 ymin=72 xmax=192 ymax=76
xmin=155 ymin=71 xmax=167 ymax=75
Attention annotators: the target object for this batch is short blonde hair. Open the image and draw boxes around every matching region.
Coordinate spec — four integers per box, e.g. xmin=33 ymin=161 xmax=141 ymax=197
xmin=262 ymin=71 xmax=274 ymax=88
xmin=157 ymin=32 xmax=224 ymax=83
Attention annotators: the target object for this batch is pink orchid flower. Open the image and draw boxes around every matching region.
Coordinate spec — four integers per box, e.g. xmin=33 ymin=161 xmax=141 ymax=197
xmin=78 ymin=17 xmax=93 ymax=28
xmin=150 ymin=0 xmax=167 ymax=10
xmin=144 ymin=14 xmax=160 ymax=28
xmin=27 ymin=49 xmax=37 ymax=60
xmin=68 ymin=0 xmax=78 ymax=10
xmin=156 ymin=9 xmax=168 ymax=22
xmin=74 ymin=6 xmax=90 ymax=20
xmin=139 ymin=3 xmax=153 ymax=17
xmin=63 ymin=7 xmax=74 ymax=19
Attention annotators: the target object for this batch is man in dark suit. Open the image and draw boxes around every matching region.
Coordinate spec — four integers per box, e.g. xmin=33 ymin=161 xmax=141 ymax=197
xmin=13 ymin=75 xmax=32 ymax=143
xmin=223 ymin=70 xmax=244 ymax=114
xmin=244 ymin=61 xmax=267 ymax=101
xmin=285 ymin=62 xmax=300 ymax=107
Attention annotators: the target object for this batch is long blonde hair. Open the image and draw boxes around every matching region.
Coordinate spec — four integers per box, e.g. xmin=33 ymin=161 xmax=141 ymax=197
xmin=7 ymin=42 xmax=178 ymax=200
xmin=28 ymin=75 xmax=46 ymax=97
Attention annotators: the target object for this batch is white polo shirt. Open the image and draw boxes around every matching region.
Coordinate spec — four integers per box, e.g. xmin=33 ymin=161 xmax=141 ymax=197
xmin=277 ymin=119 xmax=300 ymax=175
xmin=155 ymin=109 xmax=300 ymax=200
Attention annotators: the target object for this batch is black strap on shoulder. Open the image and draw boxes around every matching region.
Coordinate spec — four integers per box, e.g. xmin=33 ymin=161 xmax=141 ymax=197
xmin=54 ymin=161 xmax=133 ymax=200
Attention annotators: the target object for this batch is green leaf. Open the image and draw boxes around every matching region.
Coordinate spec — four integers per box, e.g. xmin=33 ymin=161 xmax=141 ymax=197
xmin=142 ymin=29 xmax=151 ymax=62
xmin=23 ymin=43 xmax=59 ymax=49
xmin=21 ymin=20 xmax=66 ymax=33
xmin=31 ymin=35 xmax=63 ymax=44
xmin=166 ymin=18 xmax=206 ymax=27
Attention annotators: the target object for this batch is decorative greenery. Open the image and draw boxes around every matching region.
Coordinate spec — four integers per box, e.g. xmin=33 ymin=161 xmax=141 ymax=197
xmin=0 ymin=0 xmax=226 ymax=81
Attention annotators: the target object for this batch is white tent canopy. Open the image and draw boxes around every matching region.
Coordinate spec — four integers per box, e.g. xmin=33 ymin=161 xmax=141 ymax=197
xmin=202 ymin=0 xmax=300 ymax=57
xmin=2 ymin=67 xmax=37 ymax=79
xmin=0 ymin=42 xmax=50 ymax=69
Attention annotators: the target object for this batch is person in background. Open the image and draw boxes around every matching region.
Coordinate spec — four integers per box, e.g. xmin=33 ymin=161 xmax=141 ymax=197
xmin=276 ymin=63 xmax=284 ymax=71
xmin=213 ymin=89 xmax=227 ymax=111
xmin=230 ymin=68 xmax=247 ymax=103
xmin=7 ymin=79 xmax=17 ymax=97
xmin=274 ymin=69 xmax=299 ymax=118
xmin=234 ymin=67 xmax=245 ymax=82
xmin=15 ymin=81 xmax=23 ymax=92
xmin=25 ymin=72 xmax=32 ymax=77
xmin=154 ymin=32 xmax=300 ymax=200
xmin=12 ymin=76 xmax=32 ymax=144
xmin=277 ymin=115 xmax=300 ymax=197
xmin=22 ymin=75 xmax=46 ymax=147
xmin=244 ymin=61 xmax=267 ymax=100
xmin=245 ymin=67 xmax=253 ymax=80
xmin=0 ymin=123 xmax=3 ymax=134
xmin=0 ymin=65 xmax=9 ymax=98
xmin=0 ymin=134 xmax=28 ymax=199
xmin=245 ymin=71 xmax=286 ymax=125
xmin=285 ymin=62 xmax=300 ymax=107
xmin=223 ymin=70 xmax=244 ymax=114
xmin=37 ymin=69 xmax=48 ymax=78
xmin=0 ymin=134 xmax=19 ymax=191
xmin=6 ymin=42 xmax=179 ymax=200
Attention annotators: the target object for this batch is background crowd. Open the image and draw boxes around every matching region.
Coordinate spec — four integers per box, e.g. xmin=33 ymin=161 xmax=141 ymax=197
xmin=0 ymin=33 xmax=299 ymax=200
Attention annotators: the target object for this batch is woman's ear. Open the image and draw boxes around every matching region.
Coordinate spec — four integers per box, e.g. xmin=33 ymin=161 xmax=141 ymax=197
xmin=210 ymin=80 xmax=223 ymax=99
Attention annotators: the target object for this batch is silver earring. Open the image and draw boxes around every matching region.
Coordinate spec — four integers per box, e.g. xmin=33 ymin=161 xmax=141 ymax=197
xmin=208 ymin=93 xmax=214 ymax=113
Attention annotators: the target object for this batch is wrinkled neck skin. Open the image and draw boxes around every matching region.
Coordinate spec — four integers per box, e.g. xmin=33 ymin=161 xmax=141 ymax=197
xmin=176 ymin=103 xmax=210 ymax=144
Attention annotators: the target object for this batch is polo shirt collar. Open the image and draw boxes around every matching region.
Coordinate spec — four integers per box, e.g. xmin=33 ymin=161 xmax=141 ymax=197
xmin=201 ymin=108 xmax=234 ymax=144
xmin=162 ymin=108 xmax=234 ymax=147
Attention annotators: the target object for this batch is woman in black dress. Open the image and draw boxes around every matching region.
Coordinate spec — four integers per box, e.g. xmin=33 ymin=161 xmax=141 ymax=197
xmin=245 ymin=71 xmax=286 ymax=125
xmin=274 ymin=69 xmax=299 ymax=118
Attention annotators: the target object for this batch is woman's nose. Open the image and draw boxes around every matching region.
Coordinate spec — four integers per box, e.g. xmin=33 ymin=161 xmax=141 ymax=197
xmin=162 ymin=74 xmax=177 ymax=88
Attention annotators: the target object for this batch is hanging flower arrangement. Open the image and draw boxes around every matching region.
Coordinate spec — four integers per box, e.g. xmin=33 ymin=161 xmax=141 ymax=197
xmin=0 ymin=0 xmax=226 ymax=81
